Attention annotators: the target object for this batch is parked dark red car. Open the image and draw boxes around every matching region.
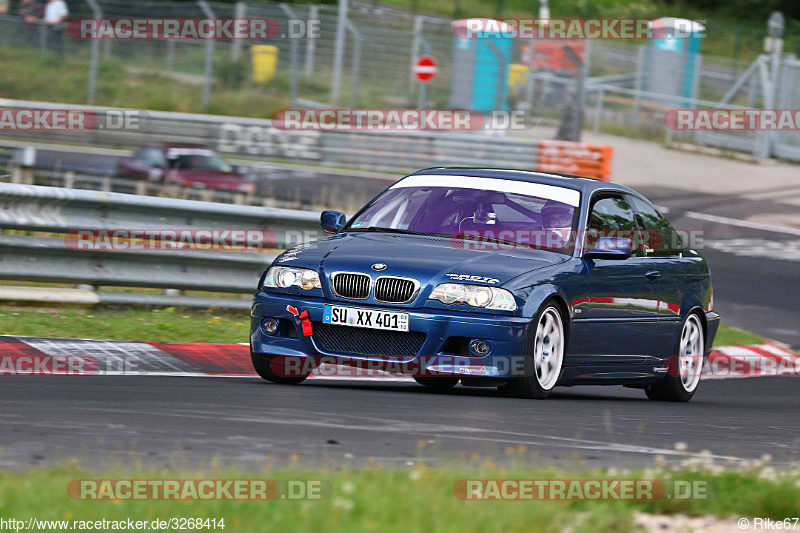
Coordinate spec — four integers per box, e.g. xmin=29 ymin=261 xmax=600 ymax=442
xmin=116 ymin=144 xmax=256 ymax=193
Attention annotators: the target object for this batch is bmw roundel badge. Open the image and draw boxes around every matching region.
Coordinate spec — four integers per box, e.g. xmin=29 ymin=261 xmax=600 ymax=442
xmin=371 ymin=263 xmax=387 ymax=271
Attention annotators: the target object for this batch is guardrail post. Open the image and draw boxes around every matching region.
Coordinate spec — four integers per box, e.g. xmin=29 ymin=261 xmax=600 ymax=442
xmin=414 ymin=33 xmax=432 ymax=109
xmin=632 ymin=46 xmax=645 ymax=128
xmin=330 ymin=0 xmax=348 ymax=105
xmin=767 ymin=49 xmax=781 ymax=158
xmin=231 ymin=1 xmax=246 ymax=63
xmin=197 ymin=0 xmax=217 ymax=110
xmin=167 ymin=39 xmax=176 ymax=71
xmin=344 ymin=19 xmax=361 ymax=108
xmin=304 ymin=5 xmax=319 ymax=77
xmin=84 ymin=0 xmax=103 ymax=104
xmin=409 ymin=15 xmax=423 ymax=94
xmin=594 ymin=88 xmax=604 ymax=133
xmin=279 ymin=3 xmax=299 ymax=109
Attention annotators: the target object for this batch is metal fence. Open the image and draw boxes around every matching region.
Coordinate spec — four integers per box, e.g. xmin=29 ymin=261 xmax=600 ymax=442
xmin=0 ymin=182 xmax=321 ymax=308
xmin=1 ymin=1 xmax=788 ymax=115
xmin=2 ymin=1 xmax=799 ymax=161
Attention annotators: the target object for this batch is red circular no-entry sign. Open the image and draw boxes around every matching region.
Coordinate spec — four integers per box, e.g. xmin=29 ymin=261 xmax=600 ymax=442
xmin=413 ymin=55 xmax=438 ymax=83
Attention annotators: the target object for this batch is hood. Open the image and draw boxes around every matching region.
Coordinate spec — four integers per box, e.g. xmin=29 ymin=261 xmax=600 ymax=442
xmin=273 ymin=232 xmax=568 ymax=306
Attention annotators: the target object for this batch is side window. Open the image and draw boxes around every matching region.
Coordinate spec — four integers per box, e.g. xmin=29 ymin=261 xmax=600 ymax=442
xmin=132 ymin=148 xmax=147 ymax=162
xmin=628 ymin=195 xmax=684 ymax=256
xmin=587 ymin=195 xmax=645 ymax=257
xmin=144 ymin=149 xmax=165 ymax=167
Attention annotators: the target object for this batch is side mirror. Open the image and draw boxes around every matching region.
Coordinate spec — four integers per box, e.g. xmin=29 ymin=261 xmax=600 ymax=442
xmin=584 ymin=237 xmax=632 ymax=260
xmin=321 ymin=210 xmax=346 ymax=233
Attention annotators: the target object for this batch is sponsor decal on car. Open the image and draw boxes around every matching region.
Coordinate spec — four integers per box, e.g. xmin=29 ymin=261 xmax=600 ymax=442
xmin=445 ymin=273 xmax=500 ymax=284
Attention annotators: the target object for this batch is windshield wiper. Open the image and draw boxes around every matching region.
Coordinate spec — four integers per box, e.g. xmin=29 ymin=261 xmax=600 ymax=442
xmin=349 ymin=226 xmax=443 ymax=237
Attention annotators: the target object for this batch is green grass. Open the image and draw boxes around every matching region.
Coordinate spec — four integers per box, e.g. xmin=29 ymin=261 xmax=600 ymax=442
xmin=0 ymin=49 xmax=289 ymax=118
xmin=1 ymin=460 xmax=799 ymax=532
xmin=0 ymin=304 xmax=772 ymax=348
xmin=0 ymin=306 xmax=250 ymax=343
xmin=715 ymin=323 xmax=765 ymax=346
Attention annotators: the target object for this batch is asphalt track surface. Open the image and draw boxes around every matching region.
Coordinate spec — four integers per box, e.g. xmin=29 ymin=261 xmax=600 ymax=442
xmin=1 ymin=375 xmax=798 ymax=469
xmin=2 ymin=150 xmax=799 ymax=469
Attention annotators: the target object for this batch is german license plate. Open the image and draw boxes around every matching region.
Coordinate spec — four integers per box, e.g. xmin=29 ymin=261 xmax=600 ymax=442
xmin=322 ymin=305 xmax=409 ymax=332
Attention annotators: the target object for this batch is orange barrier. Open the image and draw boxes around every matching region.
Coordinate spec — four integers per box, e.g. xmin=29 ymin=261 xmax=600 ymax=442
xmin=536 ymin=140 xmax=613 ymax=180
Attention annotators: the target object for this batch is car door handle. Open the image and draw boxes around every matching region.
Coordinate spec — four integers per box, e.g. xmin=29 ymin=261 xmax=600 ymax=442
xmin=645 ymin=270 xmax=661 ymax=281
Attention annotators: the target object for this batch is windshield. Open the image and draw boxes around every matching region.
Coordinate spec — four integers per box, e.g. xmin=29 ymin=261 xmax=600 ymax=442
xmin=346 ymin=176 xmax=580 ymax=253
xmin=169 ymin=154 xmax=233 ymax=172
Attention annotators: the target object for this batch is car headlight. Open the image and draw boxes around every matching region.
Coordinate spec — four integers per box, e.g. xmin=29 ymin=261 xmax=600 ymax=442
xmin=238 ymin=182 xmax=256 ymax=193
xmin=263 ymin=266 xmax=321 ymax=290
xmin=429 ymin=283 xmax=517 ymax=311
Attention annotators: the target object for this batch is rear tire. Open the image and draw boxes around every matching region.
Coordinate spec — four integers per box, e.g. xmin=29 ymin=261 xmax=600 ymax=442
xmin=499 ymin=302 xmax=565 ymax=399
xmin=251 ymin=353 xmax=310 ymax=385
xmin=646 ymin=313 xmax=705 ymax=402
xmin=414 ymin=376 xmax=460 ymax=389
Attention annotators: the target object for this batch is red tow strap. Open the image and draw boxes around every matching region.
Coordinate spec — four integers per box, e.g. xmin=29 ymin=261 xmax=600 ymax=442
xmin=286 ymin=305 xmax=314 ymax=336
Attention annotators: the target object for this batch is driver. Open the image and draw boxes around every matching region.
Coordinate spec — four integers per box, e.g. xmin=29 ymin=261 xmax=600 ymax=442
xmin=541 ymin=204 xmax=574 ymax=247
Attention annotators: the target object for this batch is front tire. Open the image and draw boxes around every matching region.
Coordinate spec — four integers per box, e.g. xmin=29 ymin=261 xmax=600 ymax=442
xmin=646 ymin=313 xmax=705 ymax=402
xmin=500 ymin=302 xmax=565 ymax=399
xmin=251 ymin=353 xmax=310 ymax=384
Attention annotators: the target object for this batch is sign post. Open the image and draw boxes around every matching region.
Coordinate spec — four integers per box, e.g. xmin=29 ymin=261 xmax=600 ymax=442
xmin=413 ymin=55 xmax=438 ymax=109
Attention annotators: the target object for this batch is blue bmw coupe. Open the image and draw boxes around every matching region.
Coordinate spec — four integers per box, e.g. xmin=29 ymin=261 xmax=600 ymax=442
xmin=251 ymin=168 xmax=719 ymax=401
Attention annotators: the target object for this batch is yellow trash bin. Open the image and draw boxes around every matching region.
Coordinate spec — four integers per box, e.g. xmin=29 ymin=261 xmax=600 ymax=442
xmin=508 ymin=63 xmax=529 ymax=93
xmin=252 ymin=45 xmax=279 ymax=83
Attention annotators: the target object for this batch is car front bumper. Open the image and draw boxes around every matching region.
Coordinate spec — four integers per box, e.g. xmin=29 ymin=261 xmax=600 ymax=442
xmin=250 ymin=291 xmax=532 ymax=379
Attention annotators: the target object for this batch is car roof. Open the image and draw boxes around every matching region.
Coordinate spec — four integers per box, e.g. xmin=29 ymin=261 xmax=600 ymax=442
xmin=154 ymin=144 xmax=212 ymax=150
xmin=409 ymin=167 xmax=640 ymax=197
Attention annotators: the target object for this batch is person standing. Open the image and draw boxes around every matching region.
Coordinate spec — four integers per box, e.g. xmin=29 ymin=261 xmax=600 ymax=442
xmin=0 ymin=0 xmax=9 ymax=47
xmin=19 ymin=0 xmax=45 ymax=43
xmin=43 ymin=0 xmax=68 ymax=55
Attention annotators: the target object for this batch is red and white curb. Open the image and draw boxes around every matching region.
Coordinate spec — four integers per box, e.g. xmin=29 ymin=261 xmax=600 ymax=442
xmin=0 ymin=335 xmax=796 ymax=381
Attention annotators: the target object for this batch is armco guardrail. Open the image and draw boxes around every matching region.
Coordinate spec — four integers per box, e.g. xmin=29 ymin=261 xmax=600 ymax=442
xmin=0 ymin=183 xmax=321 ymax=309
xmin=0 ymin=99 xmax=612 ymax=178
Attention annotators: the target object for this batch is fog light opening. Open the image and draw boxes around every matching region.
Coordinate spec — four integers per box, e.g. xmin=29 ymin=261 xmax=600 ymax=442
xmin=469 ymin=340 xmax=490 ymax=356
xmin=262 ymin=318 xmax=279 ymax=335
